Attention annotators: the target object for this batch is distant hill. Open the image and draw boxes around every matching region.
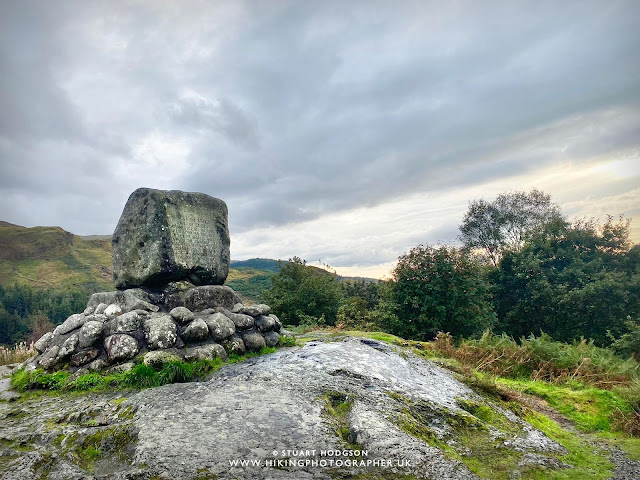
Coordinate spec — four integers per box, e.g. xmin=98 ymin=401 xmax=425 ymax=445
xmin=230 ymin=258 xmax=280 ymax=272
xmin=0 ymin=223 xmax=278 ymax=301
xmin=0 ymin=223 xmax=378 ymax=301
xmin=0 ymin=222 xmax=113 ymax=292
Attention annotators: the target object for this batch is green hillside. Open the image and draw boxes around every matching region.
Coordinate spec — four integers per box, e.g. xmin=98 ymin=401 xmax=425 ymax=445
xmin=230 ymin=258 xmax=280 ymax=272
xmin=0 ymin=222 xmax=377 ymax=306
xmin=0 ymin=222 xmax=113 ymax=292
xmin=0 ymin=223 xmax=278 ymax=302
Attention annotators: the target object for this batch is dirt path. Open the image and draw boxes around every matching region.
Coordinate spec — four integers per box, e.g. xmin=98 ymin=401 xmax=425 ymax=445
xmin=510 ymin=389 xmax=640 ymax=480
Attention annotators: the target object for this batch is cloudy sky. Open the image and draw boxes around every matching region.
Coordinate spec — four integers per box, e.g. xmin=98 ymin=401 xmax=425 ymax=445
xmin=1 ymin=0 xmax=639 ymax=278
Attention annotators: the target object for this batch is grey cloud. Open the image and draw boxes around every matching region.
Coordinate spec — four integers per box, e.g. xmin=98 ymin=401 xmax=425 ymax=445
xmin=0 ymin=0 xmax=639 ymax=253
xmin=166 ymin=95 xmax=260 ymax=150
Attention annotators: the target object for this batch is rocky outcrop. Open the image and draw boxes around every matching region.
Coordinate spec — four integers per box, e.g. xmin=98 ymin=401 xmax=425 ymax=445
xmin=23 ymin=284 xmax=281 ymax=373
xmin=0 ymin=336 xmax=597 ymax=480
xmin=111 ymin=188 xmax=230 ymax=289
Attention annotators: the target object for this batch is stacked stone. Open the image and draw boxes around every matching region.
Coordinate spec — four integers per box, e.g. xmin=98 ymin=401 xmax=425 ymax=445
xmin=27 ymin=188 xmax=284 ymax=374
xmin=27 ymin=285 xmax=282 ymax=373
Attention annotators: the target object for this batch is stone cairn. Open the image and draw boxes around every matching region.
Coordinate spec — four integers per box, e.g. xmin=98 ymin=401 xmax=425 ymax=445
xmin=25 ymin=188 xmax=282 ymax=373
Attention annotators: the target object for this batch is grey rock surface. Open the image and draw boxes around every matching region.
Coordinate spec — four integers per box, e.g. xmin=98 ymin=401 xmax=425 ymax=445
xmin=264 ymin=330 xmax=280 ymax=347
xmin=111 ymin=188 xmax=230 ymax=289
xmin=58 ymin=334 xmax=79 ymax=359
xmin=169 ymin=306 xmax=194 ymax=324
xmin=34 ymin=332 xmax=53 ymax=353
xmin=241 ymin=328 xmax=266 ymax=351
xmin=129 ymin=338 xmax=486 ymax=479
xmin=38 ymin=345 xmax=60 ymax=369
xmin=226 ymin=311 xmax=254 ymax=330
xmin=87 ymin=289 xmax=158 ymax=314
xmin=255 ymin=314 xmax=275 ymax=332
xmin=182 ymin=318 xmax=209 ymax=342
xmin=143 ymin=315 xmax=177 ymax=350
xmin=53 ymin=313 xmax=86 ymax=336
xmin=78 ymin=320 xmax=104 ymax=348
xmin=69 ymin=347 xmax=99 ymax=367
xmin=143 ymin=350 xmax=181 ymax=367
xmin=184 ymin=343 xmax=227 ymax=362
xmin=104 ymin=311 xmax=143 ymax=336
xmin=1 ymin=337 xmax=631 ymax=480
xmin=221 ymin=333 xmax=246 ymax=355
xmin=239 ymin=304 xmax=271 ymax=317
xmin=104 ymin=334 xmax=140 ymax=362
xmin=203 ymin=312 xmax=235 ymax=341
xmin=165 ymin=285 xmax=241 ymax=311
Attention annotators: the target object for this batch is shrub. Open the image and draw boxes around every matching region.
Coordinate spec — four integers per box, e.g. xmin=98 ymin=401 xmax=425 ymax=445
xmin=427 ymin=330 xmax=639 ymax=388
xmin=385 ymin=245 xmax=496 ymax=340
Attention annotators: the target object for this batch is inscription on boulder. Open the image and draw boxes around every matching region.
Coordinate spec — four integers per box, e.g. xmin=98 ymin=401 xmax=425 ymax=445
xmin=112 ymin=188 xmax=230 ymax=289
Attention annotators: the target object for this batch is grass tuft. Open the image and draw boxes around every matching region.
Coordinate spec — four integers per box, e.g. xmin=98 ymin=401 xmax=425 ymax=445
xmin=11 ymin=347 xmax=278 ymax=392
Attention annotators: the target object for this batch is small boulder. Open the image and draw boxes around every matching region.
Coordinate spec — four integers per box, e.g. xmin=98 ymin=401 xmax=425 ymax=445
xmin=182 ymin=318 xmax=209 ymax=342
xmin=255 ymin=315 xmax=275 ymax=333
xmin=108 ymin=362 xmax=136 ymax=373
xmin=143 ymin=315 xmax=178 ymax=350
xmin=39 ymin=346 xmax=60 ymax=369
xmin=231 ymin=303 xmax=244 ymax=313
xmin=270 ymin=314 xmax=282 ymax=332
xmin=241 ymin=329 xmax=266 ymax=351
xmin=85 ymin=313 xmax=108 ymax=325
xmin=169 ymin=306 xmax=195 ymax=324
xmin=239 ymin=304 xmax=271 ymax=317
xmin=184 ymin=343 xmax=227 ymax=362
xmin=143 ymin=350 xmax=181 ymax=368
xmin=70 ymin=348 xmax=100 ymax=367
xmin=34 ymin=332 xmax=54 ymax=353
xmin=53 ymin=314 xmax=86 ymax=336
xmin=104 ymin=303 xmax=123 ymax=318
xmin=79 ymin=321 xmax=104 ymax=348
xmin=221 ymin=334 xmax=246 ymax=355
xmin=88 ymin=359 xmax=108 ymax=371
xmin=264 ymin=331 xmax=280 ymax=347
xmin=104 ymin=311 xmax=142 ymax=336
xmin=226 ymin=312 xmax=254 ymax=330
xmin=86 ymin=289 xmax=159 ymax=313
xmin=165 ymin=285 xmax=241 ymax=311
xmin=94 ymin=303 xmax=108 ymax=315
xmin=58 ymin=334 xmax=79 ymax=359
xmin=202 ymin=313 xmax=236 ymax=341
xmin=104 ymin=334 xmax=140 ymax=362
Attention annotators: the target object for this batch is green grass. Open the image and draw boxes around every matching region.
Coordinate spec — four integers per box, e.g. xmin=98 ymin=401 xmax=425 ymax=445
xmin=337 ymin=330 xmax=405 ymax=344
xmin=322 ymin=391 xmax=358 ymax=448
xmin=498 ymin=377 xmax=629 ymax=432
xmin=11 ymin=346 xmax=277 ymax=392
xmin=525 ymin=412 xmax=613 ymax=480
xmin=278 ymin=335 xmax=296 ymax=347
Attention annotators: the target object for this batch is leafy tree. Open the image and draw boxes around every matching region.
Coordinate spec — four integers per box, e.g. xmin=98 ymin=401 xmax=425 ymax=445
xmin=0 ymin=284 xmax=90 ymax=344
xmin=340 ymin=280 xmax=382 ymax=310
xmin=27 ymin=313 xmax=55 ymax=344
xmin=459 ymin=189 xmax=562 ymax=265
xmin=385 ymin=245 xmax=496 ymax=340
xmin=263 ymin=257 xmax=342 ymax=326
xmin=490 ymin=216 xmax=640 ymax=344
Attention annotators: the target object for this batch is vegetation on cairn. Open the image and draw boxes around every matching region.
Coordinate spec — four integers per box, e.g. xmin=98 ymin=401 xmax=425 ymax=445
xmin=11 ymin=346 xmax=278 ymax=392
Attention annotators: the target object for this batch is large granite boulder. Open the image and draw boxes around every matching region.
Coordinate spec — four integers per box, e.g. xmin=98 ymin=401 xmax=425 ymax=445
xmin=112 ymin=188 xmax=230 ymax=289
